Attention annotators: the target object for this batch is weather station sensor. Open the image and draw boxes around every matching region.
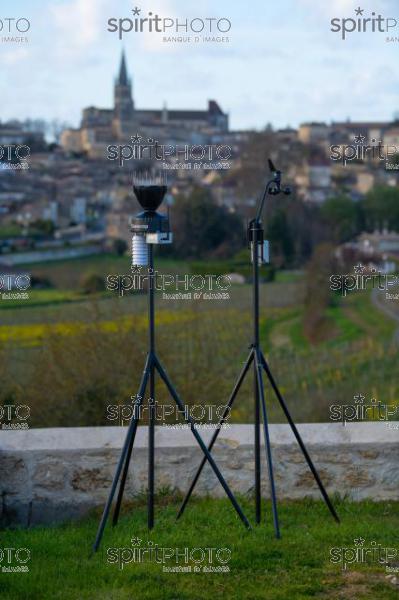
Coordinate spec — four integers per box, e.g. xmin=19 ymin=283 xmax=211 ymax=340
xmin=178 ymin=160 xmax=340 ymax=538
xmin=130 ymin=184 xmax=173 ymax=267
xmin=93 ymin=176 xmax=251 ymax=553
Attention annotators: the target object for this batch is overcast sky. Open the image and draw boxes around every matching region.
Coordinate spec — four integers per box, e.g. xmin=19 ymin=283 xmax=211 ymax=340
xmin=1 ymin=0 xmax=399 ymax=130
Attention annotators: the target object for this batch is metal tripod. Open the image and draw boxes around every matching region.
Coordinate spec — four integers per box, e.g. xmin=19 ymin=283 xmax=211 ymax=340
xmin=93 ymin=246 xmax=251 ymax=552
xmin=177 ymin=169 xmax=340 ymax=537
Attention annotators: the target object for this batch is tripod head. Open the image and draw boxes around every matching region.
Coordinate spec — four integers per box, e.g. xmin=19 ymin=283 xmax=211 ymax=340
xmin=267 ymin=159 xmax=281 ymax=196
xmin=255 ymin=159 xmax=291 ymax=222
xmin=130 ymin=176 xmax=172 ymax=267
xmin=248 ymin=160 xmax=291 ymax=266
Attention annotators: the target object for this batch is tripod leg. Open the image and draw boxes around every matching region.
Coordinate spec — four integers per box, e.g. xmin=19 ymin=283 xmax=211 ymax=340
xmin=92 ymin=355 xmax=151 ymax=553
xmin=154 ymin=356 xmax=251 ymax=530
xmin=254 ymin=355 xmax=261 ymax=524
xmin=177 ymin=349 xmax=254 ymax=520
xmin=112 ymin=356 xmax=151 ymax=527
xmin=148 ymin=362 xmax=155 ymax=529
xmin=260 ymin=353 xmax=340 ymax=524
xmin=254 ymin=351 xmax=280 ymax=538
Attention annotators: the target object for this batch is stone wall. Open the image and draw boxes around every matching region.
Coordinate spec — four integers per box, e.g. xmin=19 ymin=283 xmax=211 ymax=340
xmin=0 ymin=423 xmax=397 ymax=526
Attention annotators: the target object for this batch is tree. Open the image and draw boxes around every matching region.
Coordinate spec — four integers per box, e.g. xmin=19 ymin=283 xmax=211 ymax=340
xmin=232 ymin=130 xmax=306 ymax=203
xmin=171 ymin=187 xmax=243 ymax=259
xmin=80 ymin=273 xmax=104 ymax=294
xmin=362 ymin=186 xmax=399 ymax=231
xmin=320 ymin=195 xmax=359 ymax=243
xmin=113 ymin=238 xmax=127 ymax=256
xmin=30 ymin=219 xmax=55 ymax=236
xmin=303 ymin=243 xmax=337 ymax=344
xmin=266 ymin=209 xmax=295 ymax=267
xmin=233 ymin=131 xmax=276 ymax=201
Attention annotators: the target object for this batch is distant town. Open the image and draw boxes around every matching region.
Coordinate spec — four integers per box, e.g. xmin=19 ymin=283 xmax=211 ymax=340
xmin=1 ymin=50 xmax=399 ymax=267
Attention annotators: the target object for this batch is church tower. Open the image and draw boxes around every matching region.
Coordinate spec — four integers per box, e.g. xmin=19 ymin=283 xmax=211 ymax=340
xmin=114 ymin=50 xmax=134 ymax=123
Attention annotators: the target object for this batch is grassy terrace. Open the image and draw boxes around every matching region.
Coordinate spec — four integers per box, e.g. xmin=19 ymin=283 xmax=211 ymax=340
xmin=0 ymin=255 xmax=397 ymax=426
xmin=1 ymin=497 xmax=399 ymax=599
xmin=1 ymin=255 xmax=398 ymax=599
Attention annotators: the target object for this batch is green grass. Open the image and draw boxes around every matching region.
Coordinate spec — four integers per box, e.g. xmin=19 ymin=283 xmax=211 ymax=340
xmin=325 ymin=305 xmax=363 ymax=345
xmin=344 ymin=291 xmax=395 ymax=339
xmin=260 ymin=288 xmax=395 ymax=355
xmin=287 ymin=317 xmax=311 ymax=351
xmin=0 ymin=224 xmax=22 ymax=239
xmin=274 ymin=270 xmax=304 ymax=283
xmin=259 ymin=308 xmax=303 ymax=349
xmin=0 ymin=289 xmax=92 ymax=310
xmin=15 ymin=254 xmax=191 ymax=290
xmin=1 ymin=497 xmax=398 ymax=599
xmin=0 ymin=260 xmax=397 ymax=426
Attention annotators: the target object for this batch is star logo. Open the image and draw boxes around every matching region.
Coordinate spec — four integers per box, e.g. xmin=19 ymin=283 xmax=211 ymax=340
xmin=355 ymin=7 xmax=364 ymax=16
xmin=354 ymin=393 xmax=365 ymax=404
xmin=131 ymin=264 xmax=142 ymax=274
xmin=131 ymin=133 xmax=142 ymax=144
xmin=132 ymin=6 xmax=141 ymax=16
xmin=354 ymin=537 xmax=365 ymax=545
xmin=354 ymin=263 xmax=365 ymax=274
xmin=131 ymin=537 xmax=142 ymax=546
xmin=354 ymin=134 xmax=365 ymax=144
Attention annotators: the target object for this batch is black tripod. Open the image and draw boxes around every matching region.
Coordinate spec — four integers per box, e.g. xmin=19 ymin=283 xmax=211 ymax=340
xmin=93 ymin=244 xmax=251 ymax=552
xmin=177 ymin=162 xmax=340 ymax=536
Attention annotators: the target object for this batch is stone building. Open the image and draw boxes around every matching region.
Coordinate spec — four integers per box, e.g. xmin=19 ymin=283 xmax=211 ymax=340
xmin=60 ymin=51 xmax=228 ymax=159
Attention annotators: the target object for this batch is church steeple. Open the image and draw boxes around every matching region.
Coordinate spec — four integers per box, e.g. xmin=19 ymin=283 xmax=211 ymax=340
xmin=118 ymin=49 xmax=129 ymax=86
xmin=114 ymin=49 xmax=134 ymax=122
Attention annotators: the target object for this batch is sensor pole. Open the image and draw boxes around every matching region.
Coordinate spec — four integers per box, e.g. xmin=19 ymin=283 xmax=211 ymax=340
xmin=177 ymin=161 xmax=340 ymax=535
xmin=93 ymin=184 xmax=251 ymax=553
